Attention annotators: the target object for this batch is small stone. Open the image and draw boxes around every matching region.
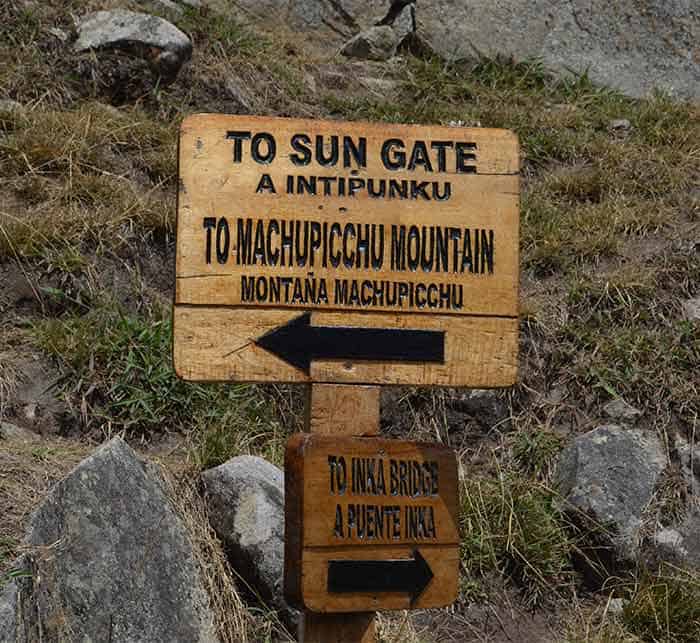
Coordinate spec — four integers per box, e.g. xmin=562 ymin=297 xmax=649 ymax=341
xmin=0 ymin=99 xmax=23 ymax=112
xmin=48 ymin=27 xmax=68 ymax=42
xmin=0 ymin=421 xmax=38 ymax=441
xmin=609 ymin=118 xmax=632 ymax=131
xmin=201 ymin=456 xmax=298 ymax=631
xmin=556 ymin=425 xmax=666 ymax=562
xmin=341 ymin=25 xmax=401 ymax=61
xmin=607 ymin=597 xmax=624 ymax=615
xmin=149 ymin=0 xmax=184 ymax=16
xmin=74 ymin=10 xmax=192 ymax=81
xmin=0 ymin=575 xmax=22 ymax=643
xmin=678 ymin=508 xmax=700 ymax=569
xmin=654 ymin=527 xmax=685 ymax=550
xmin=682 ymin=297 xmax=700 ymax=321
xmin=603 ymin=398 xmax=641 ymax=422
xmin=224 ymin=77 xmax=253 ymax=111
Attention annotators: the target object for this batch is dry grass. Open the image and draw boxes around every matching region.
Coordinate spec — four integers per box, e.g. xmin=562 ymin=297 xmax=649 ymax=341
xmin=1 ymin=0 xmax=699 ymax=639
xmin=0 ymin=434 xmax=91 ymax=579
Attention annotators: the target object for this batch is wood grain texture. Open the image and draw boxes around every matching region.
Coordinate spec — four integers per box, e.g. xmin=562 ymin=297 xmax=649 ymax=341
xmin=307 ymin=384 xmax=380 ymax=435
xmin=295 ymin=385 xmax=381 ymax=641
xmin=173 ymin=114 xmax=519 ymax=386
xmin=172 ymin=307 xmax=518 ymax=386
xmin=303 ymin=612 xmax=375 ymax=643
xmin=176 ymin=115 xmax=519 ymax=316
xmin=285 ymin=433 xmax=460 ymax=613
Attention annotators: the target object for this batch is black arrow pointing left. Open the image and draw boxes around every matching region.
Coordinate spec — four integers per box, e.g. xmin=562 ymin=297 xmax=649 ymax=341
xmin=254 ymin=312 xmax=444 ymax=374
xmin=327 ymin=550 xmax=434 ymax=603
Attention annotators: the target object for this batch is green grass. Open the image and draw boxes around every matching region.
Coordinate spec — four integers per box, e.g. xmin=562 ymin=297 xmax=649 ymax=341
xmin=557 ymin=263 xmax=699 ymax=423
xmin=33 ymin=302 xmax=291 ymax=466
xmin=511 ymin=428 xmax=564 ymax=479
xmin=622 ymin=570 xmax=700 ymax=642
xmin=460 ymin=471 xmax=576 ymax=607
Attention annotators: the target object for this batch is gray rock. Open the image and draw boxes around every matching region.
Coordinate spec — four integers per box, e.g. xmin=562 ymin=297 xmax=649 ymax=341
xmin=21 ymin=437 xmax=218 ymax=642
xmin=341 ymin=25 xmax=402 ymax=61
xmin=0 ymin=99 xmax=23 ymax=112
xmin=556 ymin=425 xmax=666 ymax=560
xmin=224 ymin=76 xmax=253 ymax=111
xmin=653 ymin=508 xmax=700 ymax=570
xmin=676 ymin=436 xmax=699 ymax=493
xmin=607 ymin=597 xmax=625 ymax=615
xmin=678 ymin=507 xmax=700 ymax=569
xmin=234 ymin=0 xmax=699 ymax=99
xmin=457 ymin=389 xmax=509 ymax=429
xmin=147 ymin=0 xmax=185 ymax=15
xmin=0 ymin=576 xmax=23 ymax=643
xmin=682 ymin=297 xmax=700 ymax=321
xmin=0 ymin=421 xmax=38 ymax=441
xmin=415 ymin=0 xmax=700 ymax=99
xmin=603 ymin=398 xmax=641 ymax=422
xmin=201 ymin=456 xmax=293 ymax=623
xmin=609 ymin=118 xmax=632 ymax=131
xmin=74 ymin=10 xmax=192 ymax=79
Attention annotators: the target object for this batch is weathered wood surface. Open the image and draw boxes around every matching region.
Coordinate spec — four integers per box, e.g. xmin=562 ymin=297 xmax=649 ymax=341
xmin=298 ymin=384 xmax=379 ymax=642
xmin=285 ymin=432 xmax=460 ymax=613
xmin=173 ymin=307 xmax=518 ymax=386
xmin=173 ymin=114 xmax=519 ymax=386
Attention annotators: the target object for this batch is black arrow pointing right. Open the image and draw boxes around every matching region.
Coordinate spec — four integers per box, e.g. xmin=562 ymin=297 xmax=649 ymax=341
xmin=327 ymin=550 xmax=434 ymax=603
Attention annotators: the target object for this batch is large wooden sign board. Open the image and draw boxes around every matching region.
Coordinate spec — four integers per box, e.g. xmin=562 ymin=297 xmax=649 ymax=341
xmin=173 ymin=115 xmax=519 ymax=386
xmin=285 ymin=433 xmax=459 ymax=612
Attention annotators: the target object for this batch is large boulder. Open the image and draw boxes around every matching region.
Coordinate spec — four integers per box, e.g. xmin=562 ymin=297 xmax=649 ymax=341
xmin=0 ymin=575 xmax=23 ymax=643
xmin=201 ymin=456 xmax=295 ymax=626
xmin=16 ymin=437 xmax=218 ymax=642
xmin=74 ymin=10 xmax=192 ymax=80
xmin=225 ymin=0 xmax=699 ymax=98
xmin=414 ymin=0 xmax=699 ymax=98
xmin=556 ymin=425 xmax=667 ymax=561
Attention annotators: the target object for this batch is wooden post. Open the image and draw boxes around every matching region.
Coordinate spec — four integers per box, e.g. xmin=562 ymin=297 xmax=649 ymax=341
xmin=300 ymin=383 xmax=379 ymax=643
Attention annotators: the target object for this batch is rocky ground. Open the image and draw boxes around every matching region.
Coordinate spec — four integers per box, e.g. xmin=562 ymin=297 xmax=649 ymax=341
xmin=1 ymin=1 xmax=699 ymax=641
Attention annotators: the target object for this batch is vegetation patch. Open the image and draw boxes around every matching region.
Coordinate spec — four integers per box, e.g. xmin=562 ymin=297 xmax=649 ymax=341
xmin=622 ymin=570 xmax=700 ymax=643
xmin=460 ymin=470 xmax=576 ymax=607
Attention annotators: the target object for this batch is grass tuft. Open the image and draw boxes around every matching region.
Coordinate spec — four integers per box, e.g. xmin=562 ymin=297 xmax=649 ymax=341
xmin=622 ymin=570 xmax=700 ymax=642
xmin=460 ymin=471 xmax=575 ymax=607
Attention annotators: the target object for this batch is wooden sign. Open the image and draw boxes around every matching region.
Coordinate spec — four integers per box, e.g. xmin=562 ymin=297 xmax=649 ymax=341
xmin=173 ymin=115 xmax=519 ymax=386
xmin=284 ymin=433 xmax=460 ymax=612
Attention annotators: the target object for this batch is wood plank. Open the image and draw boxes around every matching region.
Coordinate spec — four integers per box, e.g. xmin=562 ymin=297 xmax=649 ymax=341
xmin=172 ymin=306 xmax=518 ymax=386
xmin=307 ymin=384 xmax=380 ymax=435
xmin=294 ymin=384 xmax=381 ymax=642
xmin=285 ymin=433 xmax=460 ymax=614
xmin=173 ymin=114 xmax=519 ymax=386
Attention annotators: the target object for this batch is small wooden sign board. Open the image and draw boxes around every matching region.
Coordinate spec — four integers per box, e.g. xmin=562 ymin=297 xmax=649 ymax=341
xmin=285 ymin=433 xmax=459 ymax=612
xmin=173 ymin=115 xmax=519 ymax=387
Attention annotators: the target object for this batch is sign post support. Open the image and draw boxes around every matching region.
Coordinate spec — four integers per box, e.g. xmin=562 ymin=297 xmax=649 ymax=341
xmin=301 ymin=384 xmax=379 ymax=642
xmin=173 ymin=114 xmax=520 ymax=643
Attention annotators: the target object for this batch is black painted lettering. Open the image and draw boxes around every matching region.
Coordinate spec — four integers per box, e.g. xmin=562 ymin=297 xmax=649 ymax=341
xmin=408 ymin=140 xmax=433 ymax=172
xmin=343 ymin=136 xmax=367 ymax=168
xmin=430 ymin=140 xmax=453 ymax=172
xmin=255 ymin=173 xmax=276 ymax=193
xmin=251 ymin=132 xmax=276 ymax=164
xmin=316 ymin=135 xmax=339 ymax=167
xmin=456 ymin=141 xmax=477 ymax=173
xmin=216 ymin=217 xmax=229 ymax=264
xmin=290 ymin=133 xmax=312 ymax=166
xmin=226 ymin=130 xmax=251 ymax=163
xmin=202 ymin=217 xmax=216 ymax=263
xmin=237 ymin=218 xmax=252 ymax=264
xmin=334 ymin=504 xmax=343 ymax=537
xmin=381 ymin=138 xmax=405 ymax=170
